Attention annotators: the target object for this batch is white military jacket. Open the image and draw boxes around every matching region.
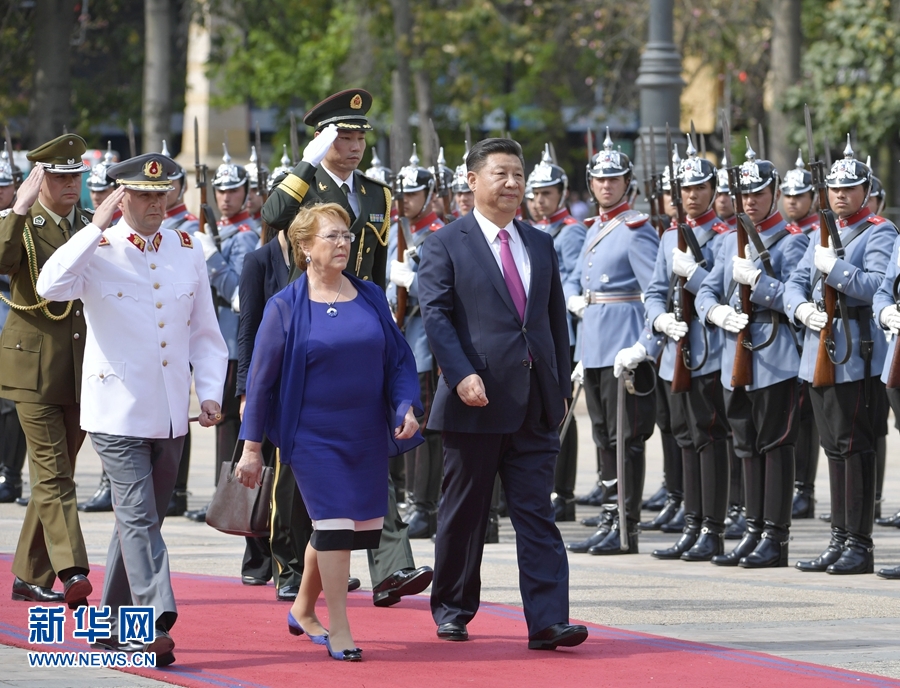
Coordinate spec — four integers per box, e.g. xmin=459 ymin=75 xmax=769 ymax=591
xmin=37 ymin=221 xmax=228 ymax=438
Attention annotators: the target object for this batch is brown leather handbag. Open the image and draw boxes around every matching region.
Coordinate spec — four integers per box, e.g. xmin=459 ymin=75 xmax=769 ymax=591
xmin=206 ymin=441 xmax=274 ymax=538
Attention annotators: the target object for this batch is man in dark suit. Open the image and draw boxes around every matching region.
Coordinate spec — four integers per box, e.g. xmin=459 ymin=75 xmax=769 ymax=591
xmin=418 ymin=138 xmax=587 ymax=650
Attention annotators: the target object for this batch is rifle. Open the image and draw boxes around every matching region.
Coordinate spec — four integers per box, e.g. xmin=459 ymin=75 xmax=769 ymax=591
xmin=757 ymin=122 xmax=766 ymax=160
xmin=391 ymin=126 xmax=412 ymax=330
xmin=805 ymin=105 xmax=851 ymax=387
xmin=289 ymin=112 xmax=299 ymax=165
xmin=255 ymin=121 xmax=274 ymax=244
xmin=193 ymin=117 xmax=220 ymax=247
xmin=428 ymin=119 xmax=452 ymax=219
xmin=647 ymin=125 xmax=667 ymax=236
xmin=127 ymin=119 xmax=137 ymax=158
xmin=586 ymin=128 xmax=597 ymax=216
xmin=666 ymin=124 xmax=694 ymax=393
xmin=721 ymin=113 xmax=753 ymax=387
xmin=639 ymin=134 xmax=659 ymax=234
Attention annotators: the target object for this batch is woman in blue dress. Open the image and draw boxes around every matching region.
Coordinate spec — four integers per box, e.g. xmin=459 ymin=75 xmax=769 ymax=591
xmin=236 ymin=203 xmax=423 ymax=662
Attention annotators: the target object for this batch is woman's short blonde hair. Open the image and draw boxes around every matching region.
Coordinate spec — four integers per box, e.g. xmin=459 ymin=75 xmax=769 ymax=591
xmin=287 ymin=202 xmax=352 ymax=270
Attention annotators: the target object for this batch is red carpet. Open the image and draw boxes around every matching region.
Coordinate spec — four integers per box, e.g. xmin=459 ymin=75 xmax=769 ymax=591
xmin=1 ymin=553 xmax=897 ymax=688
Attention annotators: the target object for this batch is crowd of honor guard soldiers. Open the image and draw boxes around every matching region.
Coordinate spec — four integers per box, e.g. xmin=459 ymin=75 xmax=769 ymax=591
xmin=5 ymin=86 xmax=900 ymax=661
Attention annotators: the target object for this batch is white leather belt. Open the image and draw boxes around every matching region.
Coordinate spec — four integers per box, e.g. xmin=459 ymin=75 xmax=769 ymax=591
xmin=584 ymin=290 xmax=643 ymax=305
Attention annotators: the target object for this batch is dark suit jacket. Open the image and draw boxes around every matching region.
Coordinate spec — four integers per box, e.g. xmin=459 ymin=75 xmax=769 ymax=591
xmin=261 ymin=162 xmax=390 ymax=288
xmin=236 ymin=236 xmax=290 ymax=396
xmin=418 ymin=213 xmax=572 ymax=434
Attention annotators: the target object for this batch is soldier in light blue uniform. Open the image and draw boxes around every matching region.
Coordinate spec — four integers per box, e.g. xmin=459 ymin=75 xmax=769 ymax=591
xmin=785 ymin=139 xmax=897 ymax=575
xmin=527 ymin=145 xmax=586 ymax=522
xmin=873 ymin=233 xmax=900 ymax=578
xmin=387 ymin=150 xmax=444 ymax=540
xmin=780 ymin=151 xmax=821 ymax=521
xmin=564 ymin=129 xmax=658 ymax=556
xmin=695 ymin=144 xmax=808 ymax=568
xmin=188 ymin=146 xmax=261 ymax=525
xmin=618 ymin=137 xmax=733 ymax=563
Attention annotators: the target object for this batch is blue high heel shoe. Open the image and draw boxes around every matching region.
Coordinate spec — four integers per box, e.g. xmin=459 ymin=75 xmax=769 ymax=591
xmin=324 ymin=635 xmax=362 ymax=662
xmin=287 ymin=611 xmax=329 ymax=646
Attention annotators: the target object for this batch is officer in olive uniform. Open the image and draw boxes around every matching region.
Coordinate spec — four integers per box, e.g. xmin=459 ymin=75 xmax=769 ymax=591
xmin=0 ymin=144 xmax=27 ymax=503
xmin=0 ymin=134 xmax=93 ymax=607
xmin=262 ymin=89 xmax=391 ymax=288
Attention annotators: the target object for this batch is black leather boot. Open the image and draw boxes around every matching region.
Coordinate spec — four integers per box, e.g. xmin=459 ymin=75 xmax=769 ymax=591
xmin=876 ymin=509 xmax=900 ymax=527
xmin=681 ymin=440 xmax=728 ymax=561
xmin=577 ymin=448 xmax=614 ymax=506
xmin=724 ymin=505 xmax=747 ymax=539
xmin=166 ymin=490 xmax=189 ymax=518
xmin=792 ymin=483 xmax=816 ymax=519
xmin=796 ymin=529 xmax=847 ymax=571
xmin=553 ymin=496 xmax=576 ymax=522
xmin=640 ymin=493 xmax=682 ymax=531
xmin=660 ymin=430 xmax=683 ymax=505
xmin=741 ymin=447 xmax=793 ymax=568
xmin=827 ymin=452 xmax=875 ymax=574
xmin=740 ymin=531 xmax=789 ymax=567
xmin=588 ymin=516 xmax=639 ymax=555
xmin=681 ymin=525 xmax=724 ymax=561
xmin=78 ymin=472 xmax=113 ymax=512
xmin=580 ymin=509 xmax=612 ymax=529
xmin=660 ymin=504 xmax=686 ymax=532
xmin=826 ymin=536 xmax=874 ymax=574
xmin=642 ymin=484 xmax=668 ymax=512
xmin=711 ymin=521 xmax=763 ymax=566
xmin=875 ymin=436 xmax=886 ymax=522
xmin=568 ymin=512 xmax=614 ymax=552
xmin=793 ymin=387 xmax=820 ymax=519
xmin=651 ymin=516 xmax=700 ymax=559
xmin=796 ymin=456 xmax=846 ymax=571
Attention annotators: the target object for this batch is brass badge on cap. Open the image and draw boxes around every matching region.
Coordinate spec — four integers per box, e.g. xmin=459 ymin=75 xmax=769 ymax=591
xmin=143 ymin=158 xmax=163 ymax=179
xmin=350 ymin=94 xmax=363 ymax=110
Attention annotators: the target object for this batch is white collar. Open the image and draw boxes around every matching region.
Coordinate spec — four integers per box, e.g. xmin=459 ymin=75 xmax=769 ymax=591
xmin=322 ymin=165 xmax=355 ymax=193
xmin=473 ymin=207 xmax=517 ymax=243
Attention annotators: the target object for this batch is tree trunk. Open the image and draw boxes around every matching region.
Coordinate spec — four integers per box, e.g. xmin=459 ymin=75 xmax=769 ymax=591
xmin=769 ymin=0 xmax=801 ymax=173
xmin=143 ymin=0 xmax=173 ymax=156
xmin=414 ymin=69 xmax=434 ymax=165
xmin=390 ymin=0 xmax=412 ymax=170
xmin=28 ymin=0 xmax=75 ymax=146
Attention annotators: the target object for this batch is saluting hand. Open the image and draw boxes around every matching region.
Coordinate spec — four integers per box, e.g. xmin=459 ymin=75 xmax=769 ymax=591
xmin=457 ymin=373 xmax=488 ymax=407
xmin=12 ymin=165 xmax=44 ymax=215
xmin=92 ymin=186 xmax=126 ymax=230
xmin=394 ymin=407 xmax=420 ymax=440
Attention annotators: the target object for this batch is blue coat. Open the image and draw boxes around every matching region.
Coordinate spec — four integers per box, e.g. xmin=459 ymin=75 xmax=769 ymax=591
xmin=643 ymin=209 xmax=731 ymax=381
xmin=534 ymin=208 xmax=587 ymax=344
xmin=695 ymin=211 xmax=807 ymax=390
xmin=873 ymin=234 xmax=900 ymax=383
xmin=784 ymin=208 xmax=897 ymax=384
xmin=565 ymin=202 xmax=659 ymax=368
xmin=418 ymin=213 xmax=572 ymax=433
xmin=386 ymin=211 xmax=443 ymax=373
xmin=239 ymin=272 xmax=424 ymax=463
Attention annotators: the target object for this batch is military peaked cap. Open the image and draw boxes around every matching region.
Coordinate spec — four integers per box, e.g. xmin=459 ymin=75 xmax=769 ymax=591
xmin=107 ymin=153 xmax=178 ymax=191
xmin=27 ymin=134 xmax=90 ymax=173
xmin=303 ymin=89 xmax=373 ymax=131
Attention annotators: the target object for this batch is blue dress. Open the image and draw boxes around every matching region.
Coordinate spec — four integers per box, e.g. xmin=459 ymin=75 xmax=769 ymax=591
xmin=293 ymin=298 xmax=387 ymax=521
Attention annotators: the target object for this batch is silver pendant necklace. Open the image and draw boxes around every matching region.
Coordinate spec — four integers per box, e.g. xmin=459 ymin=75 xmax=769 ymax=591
xmin=309 ymin=276 xmax=344 ymax=317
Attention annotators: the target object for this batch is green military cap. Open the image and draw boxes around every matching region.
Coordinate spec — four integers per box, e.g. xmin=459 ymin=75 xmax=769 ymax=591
xmin=303 ymin=89 xmax=373 ymax=132
xmin=27 ymin=134 xmax=90 ymax=173
xmin=107 ymin=153 xmax=177 ymax=191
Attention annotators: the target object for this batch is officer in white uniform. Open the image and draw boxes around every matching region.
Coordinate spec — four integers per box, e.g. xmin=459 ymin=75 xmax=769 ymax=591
xmin=36 ymin=153 xmax=228 ymax=666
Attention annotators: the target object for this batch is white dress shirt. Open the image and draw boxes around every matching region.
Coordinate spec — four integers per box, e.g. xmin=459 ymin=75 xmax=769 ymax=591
xmin=36 ymin=221 xmax=228 ymax=439
xmin=322 ymin=164 xmax=360 ymax=217
xmin=472 ymin=207 xmax=531 ymax=295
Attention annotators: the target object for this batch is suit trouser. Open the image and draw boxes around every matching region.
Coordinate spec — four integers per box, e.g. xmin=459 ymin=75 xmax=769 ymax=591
xmin=0 ymin=398 xmax=27 ymax=480
xmin=12 ymin=402 xmax=88 ymax=587
xmin=431 ymin=372 xmax=569 ymax=636
xmin=90 ymin=432 xmax=183 ymax=632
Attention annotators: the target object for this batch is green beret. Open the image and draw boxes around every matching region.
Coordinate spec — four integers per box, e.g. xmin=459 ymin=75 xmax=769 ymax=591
xmin=27 ymin=134 xmax=90 ymax=173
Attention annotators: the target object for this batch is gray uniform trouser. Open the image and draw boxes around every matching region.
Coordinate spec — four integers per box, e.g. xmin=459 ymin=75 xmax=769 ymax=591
xmin=90 ymin=432 xmax=184 ymax=632
xmin=367 ymin=475 xmax=415 ymax=585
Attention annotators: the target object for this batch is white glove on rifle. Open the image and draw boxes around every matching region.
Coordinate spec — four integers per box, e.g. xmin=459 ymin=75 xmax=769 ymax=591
xmin=814 ymin=241 xmax=838 ymax=275
xmin=571 ymin=360 xmax=584 ymax=385
xmin=389 ymin=259 xmax=415 ymax=289
xmin=794 ymin=302 xmax=828 ymax=332
xmin=732 ymin=249 xmax=761 ymax=287
xmin=193 ymin=230 xmax=218 ymax=261
xmin=301 ymin=124 xmax=339 ymax=167
xmin=707 ymin=305 xmax=749 ymax=333
xmin=567 ymin=294 xmax=585 ymax=319
xmin=672 ymin=248 xmax=699 ymax=280
xmin=613 ymin=343 xmax=648 ymax=378
xmin=880 ymin=306 xmax=900 ymax=335
xmin=653 ymin=312 xmax=689 ymax=341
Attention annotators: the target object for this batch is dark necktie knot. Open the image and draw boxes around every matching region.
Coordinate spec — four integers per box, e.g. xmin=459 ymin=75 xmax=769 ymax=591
xmin=59 ymin=218 xmax=71 ymax=239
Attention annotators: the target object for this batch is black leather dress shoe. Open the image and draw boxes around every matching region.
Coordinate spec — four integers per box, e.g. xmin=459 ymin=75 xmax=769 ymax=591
xmin=11 ymin=577 xmax=64 ymax=603
xmin=63 ymin=574 xmax=91 ymax=608
xmin=348 ymin=576 xmax=361 ymax=592
xmin=642 ymin=483 xmax=668 ymax=511
xmin=436 ymin=621 xmax=468 ymax=641
xmin=553 ymin=497 xmax=576 ymax=522
xmin=184 ymin=504 xmax=208 ymax=522
xmin=144 ymin=629 xmax=176 ymax=666
xmin=796 ymin=534 xmax=846 ymax=572
xmin=373 ymin=566 xmax=434 ymax=607
xmin=0 ymin=472 xmax=23 ymax=503
xmin=739 ymin=533 xmax=789 ymax=568
xmin=651 ymin=527 xmax=699 ymax=560
xmin=166 ymin=491 xmax=189 ymax=518
xmin=681 ymin=528 xmax=724 ymax=562
xmin=406 ymin=508 xmax=437 ymax=539
xmin=875 ymin=509 xmax=900 ymax=527
xmin=15 ymin=496 xmax=29 ymax=506
xmin=484 ymin=514 xmax=500 ymax=544
xmin=241 ymin=575 xmax=268 ymax=586
xmin=276 ymin=585 xmax=299 ymax=601
xmin=78 ymin=475 xmax=113 ymax=512
xmin=877 ymin=565 xmax=900 ymax=579
xmin=527 ymin=623 xmax=588 ymax=650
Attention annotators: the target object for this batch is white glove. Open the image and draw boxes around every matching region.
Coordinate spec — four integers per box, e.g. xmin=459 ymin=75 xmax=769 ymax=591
xmin=814 ymin=242 xmax=838 ymax=275
xmin=571 ymin=361 xmax=584 ymax=385
xmin=672 ymin=248 xmax=699 ymax=280
xmin=708 ymin=305 xmax=749 ymax=333
xmin=301 ymin=124 xmax=339 ymax=166
xmin=795 ymin=302 xmax=828 ymax=332
xmin=567 ymin=293 xmax=585 ymax=319
xmin=194 ymin=230 xmax=218 ymax=261
xmin=881 ymin=306 xmax=900 ymax=335
xmin=389 ymin=259 xmax=415 ymax=289
xmin=230 ymin=287 xmax=240 ymax=313
xmin=614 ymin=343 xmax=648 ymax=378
xmin=653 ymin=312 xmax=689 ymax=341
xmin=732 ymin=250 xmax=761 ymax=287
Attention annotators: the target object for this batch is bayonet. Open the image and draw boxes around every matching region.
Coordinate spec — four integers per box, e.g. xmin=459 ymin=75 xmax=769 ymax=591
xmin=127 ymin=119 xmax=136 ymax=158
xmin=758 ymin=122 xmax=766 ymax=160
xmin=289 ymin=112 xmax=299 ymax=165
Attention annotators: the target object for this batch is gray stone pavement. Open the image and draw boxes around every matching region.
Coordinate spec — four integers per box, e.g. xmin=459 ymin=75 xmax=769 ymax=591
xmin=2 ymin=394 xmax=900 ymax=685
